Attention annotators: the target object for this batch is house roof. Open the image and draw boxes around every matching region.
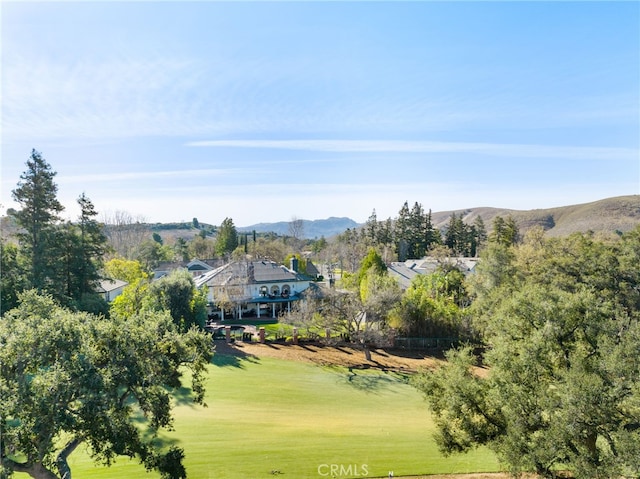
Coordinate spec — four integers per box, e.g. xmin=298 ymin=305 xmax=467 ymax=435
xmin=96 ymin=278 xmax=128 ymax=293
xmin=194 ymin=260 xmax=305 ymax=289
xmin=154 ymin=258 xmax=225 ymax=279
xmin=387 ymin=256 xmax=479 ymax=289
xmin=252 ymin=261 xmax=300 ymax=282
xmin=387 ymin=263 xmax=421 ymax=290
xmin=305 ymin=259 xmax=321 ymax=277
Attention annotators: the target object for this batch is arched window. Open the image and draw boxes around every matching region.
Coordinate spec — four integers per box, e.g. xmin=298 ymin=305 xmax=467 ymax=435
xmin=259 ymin=286 xmax=268 ymax=297
xmin=281 ymin=285 xmax=290 ymax=297
xmin=270 ymin=285 xmax=280 ymax=296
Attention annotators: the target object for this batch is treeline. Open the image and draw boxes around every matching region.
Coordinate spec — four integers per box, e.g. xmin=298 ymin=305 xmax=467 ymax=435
xmin=1 ymin=150 xmax=523 ymax=318
xmin=366 ymin=201 xmax=518 ymax=260
xmin=1 ymin=150 xmax=109 ymax=315
xmin=414 ymin=226 xmax=640 ymax=478
xmin=1 ymin=150 xmax=214 ymax=479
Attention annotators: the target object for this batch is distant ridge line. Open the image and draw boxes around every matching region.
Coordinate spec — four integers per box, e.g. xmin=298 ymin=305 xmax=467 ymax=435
xmin=240 ymin=195 xmax=640 ymax=238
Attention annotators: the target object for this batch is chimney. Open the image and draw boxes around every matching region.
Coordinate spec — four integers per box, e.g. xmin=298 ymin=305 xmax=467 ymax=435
xmin=290 ymin=257 xmax=299 ymax=272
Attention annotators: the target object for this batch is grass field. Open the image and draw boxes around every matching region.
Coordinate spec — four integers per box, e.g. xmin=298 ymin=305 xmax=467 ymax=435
xmin=23 ymin=353 xmax=501 ymax=478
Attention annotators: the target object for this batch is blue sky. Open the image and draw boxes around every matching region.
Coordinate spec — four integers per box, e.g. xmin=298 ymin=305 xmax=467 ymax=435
xmin=2 ymin=1 xmax=638 ymax=227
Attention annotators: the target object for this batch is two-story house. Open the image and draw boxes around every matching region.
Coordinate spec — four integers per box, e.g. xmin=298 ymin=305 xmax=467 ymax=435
xmin=194 ymin=259 xmax=311 ymax=321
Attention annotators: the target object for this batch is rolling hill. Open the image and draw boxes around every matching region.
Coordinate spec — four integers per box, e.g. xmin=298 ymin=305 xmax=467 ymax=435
xmin=2 ymin=196 xmax=637 ymax=242
xmin=238 ymin=195 xmax=639 ymax=239
xmin=429 ymin=195 xmax=640 ymax=237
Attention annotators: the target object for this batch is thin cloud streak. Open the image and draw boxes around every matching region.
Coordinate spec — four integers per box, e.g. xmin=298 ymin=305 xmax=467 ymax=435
xmin=187 ymin=139 xmax=636 ymax=161
xmin=57 ymin=167 xmax=238 ymax=184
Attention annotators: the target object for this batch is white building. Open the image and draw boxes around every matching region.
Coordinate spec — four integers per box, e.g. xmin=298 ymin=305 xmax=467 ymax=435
xmin=194 ymin=260 xmax=312 ymax=320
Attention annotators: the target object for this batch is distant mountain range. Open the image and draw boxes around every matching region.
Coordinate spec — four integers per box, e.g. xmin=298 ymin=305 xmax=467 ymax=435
xmin=4 ymin=196 xmax=636 ymax=243
xmin=240 ymin=195 xmax=640 ymax=239
xmin=238 ymin=217 xmax=359 ymax=239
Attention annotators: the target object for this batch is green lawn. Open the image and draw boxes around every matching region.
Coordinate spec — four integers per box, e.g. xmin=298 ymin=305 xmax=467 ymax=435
xmin=30 ymin=354 xmax=500 ymax=478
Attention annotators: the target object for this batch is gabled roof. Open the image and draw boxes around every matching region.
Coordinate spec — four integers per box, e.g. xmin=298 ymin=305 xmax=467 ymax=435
xmin=388 ymin=256 xmax=479 ymax=289
xmin=154 ymin=258 xmax=225 ymax=279
xmin=194 ymin=261 xmax=305 ymax=289
xmin=387 ymin=263 xmax=421 ymax=290
xmin=252 ymin=261 xmax=300 ymax=282
xmin=96 ymin=278 xmax=128 ymax=293
xmin=305 ymin=259 xmax=321 ymax=277
xmin=187 ymin=261 xmax=208 ymax=271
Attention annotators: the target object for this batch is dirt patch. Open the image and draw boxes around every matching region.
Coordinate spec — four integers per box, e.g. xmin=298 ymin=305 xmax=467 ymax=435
xmin=214 ymin=341 xmax=441 ymax=373
xmin=212 ymin=341 xmax=489 ymax=376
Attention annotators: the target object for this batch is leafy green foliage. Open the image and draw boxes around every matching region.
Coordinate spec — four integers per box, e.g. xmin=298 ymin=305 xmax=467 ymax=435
xmin=136 ymin=239 xmax=174 ymax=270
xmin=489 ymin=215 xmax=519 ymax=246
xmin=390 ymin=267 xmax=468 ymax=338
xmin=54 ymin=194 xmax=110 ymax=311
xmin=444 ymin=212 xmax=483 ymax=257
xmin=0 ymin=241 xmax=27 ymax=315
xmin=104 ymin=257 xmax=149 ymax=285
xmin=146 ymin=269 xmax=206 ymax=330
xmin=8 ymin=154 xmax=109 ymax=313
xmin=0 ymin=290 xmax=212 ymax=479
xmin=417 ymin=228 xmax=640 ymax=478
xmin=283 ymin=253 xmax=308 ymax=274
xmin=215 ymin=217 xmax=238 ymax=256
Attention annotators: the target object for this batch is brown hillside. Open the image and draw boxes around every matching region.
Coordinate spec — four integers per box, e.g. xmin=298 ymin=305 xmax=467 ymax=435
xmin=431 ymin=195 xmax=640 ymax=237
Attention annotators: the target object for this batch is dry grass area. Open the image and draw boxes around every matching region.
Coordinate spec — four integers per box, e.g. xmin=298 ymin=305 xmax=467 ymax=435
xmin=215 ymin=341 xmax=487 ymax=377
xmin=216 ymin=340 xmax=444 ymax=373
xmin=215 ymin=340 xmax=489 ymax=384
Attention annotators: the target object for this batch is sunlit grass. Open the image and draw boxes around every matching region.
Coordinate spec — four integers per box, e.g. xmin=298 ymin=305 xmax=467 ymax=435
xmin=18 ymin=355 xmax=501 ymax=478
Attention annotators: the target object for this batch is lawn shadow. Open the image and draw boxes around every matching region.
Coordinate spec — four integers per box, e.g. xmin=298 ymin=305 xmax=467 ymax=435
xmin=339 ymin=366 xmax=401 ymax=394
xmin=334 ymin=346 xmax=354 ymax=355
xmin=298 ymin=343 xmax=319 ymax=352
xmin=210 ymin=341 xmax=260 ymax=369
xmin=383 ymin=347 xmax=446 ymax=361
xmin=172 ymin=385 xmax=201 ymax=407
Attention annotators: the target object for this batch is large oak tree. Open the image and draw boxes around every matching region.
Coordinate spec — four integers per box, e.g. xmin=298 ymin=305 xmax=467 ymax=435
xmin=415 ymin=228 xmax=640 ymax=478
xmin=0 ymin=291 xmax=212 ymax=479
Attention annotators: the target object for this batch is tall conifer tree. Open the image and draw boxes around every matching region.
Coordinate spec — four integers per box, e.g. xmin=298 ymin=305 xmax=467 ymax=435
xmin=11 ymin=149 xmax=64 ymax=292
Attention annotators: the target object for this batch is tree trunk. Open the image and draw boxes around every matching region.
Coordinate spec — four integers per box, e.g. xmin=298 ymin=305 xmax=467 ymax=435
xmin=5 ymin=460 xmax=59 ymax=479
xmin=56 ymin=437 xmax=81 ymax=479
xmin=363 ymin=344 xmax=371 ymax=361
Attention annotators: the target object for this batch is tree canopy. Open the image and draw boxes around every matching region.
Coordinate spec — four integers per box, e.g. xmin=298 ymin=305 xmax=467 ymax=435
xmin=415 ymin=228 xmax=640 ymax=478
xmin=0 ymin=291 xmax=212 ymax=479
xmin=215 ymin=217 xmax=238 ymax=256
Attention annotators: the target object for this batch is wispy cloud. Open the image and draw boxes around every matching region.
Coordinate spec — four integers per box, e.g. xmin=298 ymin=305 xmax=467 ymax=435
xmin=2 ymin=55 xmax=242 ymax=142
xmin=186 ymin=139 xmax=637 ymax=161
xmin=57 ymin=167 xmax=236 ymax=185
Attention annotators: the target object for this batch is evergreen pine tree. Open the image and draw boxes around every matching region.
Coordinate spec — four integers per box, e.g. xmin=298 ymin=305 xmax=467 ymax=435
xmin=473 ymin=216 xmax=487 ymax=255
xmin=11 ymin=149 xmax=64 ymax=292
xmin=395 ymin=201 xmax=411 ymax=261
xmin=365 ymin=209 xmax=378 ymax=244
xmin=215 ymin=217 xmax=239 ymax=256
xmin=424 ymin=209 xmax=441 ymax=253
xmin=408 ymin=202 xmax=426 ymax=258
xmin=76 ymin=193 xmax=108 ymax=296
